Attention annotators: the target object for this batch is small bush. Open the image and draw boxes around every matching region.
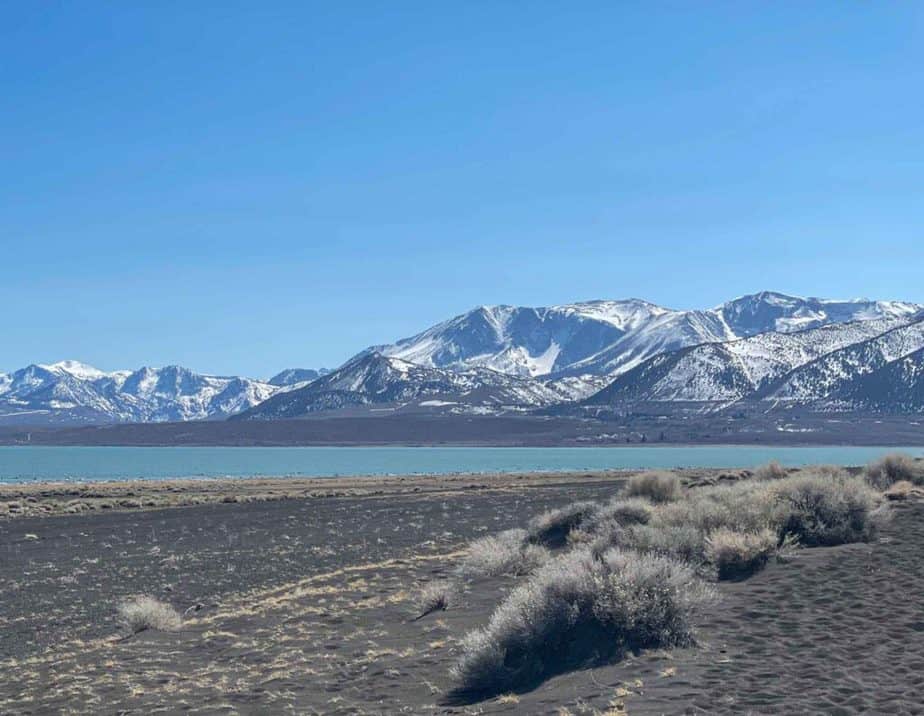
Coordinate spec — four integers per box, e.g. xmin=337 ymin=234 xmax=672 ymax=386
xmin=803 ymin=464 xmax=849 ymax=480
xmin=753 ymin=460 xmax=787 ymax=481
xmin=415 ymin=580 xmax=457 ymax=618
xmin=118 ymin=596 xmax=182 ymax=634
xmin=527 ymin=502 xmax=600 ymax=547
xmin=866 ymin=453 xmax=924 ymax=490
xmin=459 ymin=529 xmax=549 ymax=578
xmin=570 ymin=498 xmax=653 ymax=552
xmin=584 ymin=519 xmax=627 ymax=556
xmin=770 ymin=473 xmax=882 ymax=546
xmin=884 ymin=479 xmax=917 ymax=501
xmin=624 ymin=523 xmax=708 ymax=565
xmin=588 ymin=497 xmax=653 ymax=528
xmin=451 ymin=548 xmax=714 ymax=695
xmin=654 ymin=481 xmax=777 ymax=536
xmin=625 ymin=471 xmax=681 ymax=503
xmin=706 ymin=528 xmax=777 ymax=580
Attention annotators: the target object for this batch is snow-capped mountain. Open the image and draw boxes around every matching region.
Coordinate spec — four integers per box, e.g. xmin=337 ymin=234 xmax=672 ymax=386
xmin=5 ymin=292 xmax=922 ymax=425
xmin=358 ymin=301 xmax=663 ymax=378
xmin=0 ymin=361 xmax=280 ymax=425
xmin=583 ymin=314 xmax=924 ymax=413
xmin=268 ymin=368 xmax=331 ymax=387
xmin=361 ymin=292 xmax=921 ymax=380
xmin=237 ymin=353 xmax=579 ymax=419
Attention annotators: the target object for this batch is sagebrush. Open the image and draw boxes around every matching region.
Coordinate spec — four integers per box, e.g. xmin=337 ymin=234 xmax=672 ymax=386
xmin=458 ymin=529 xmax=549 ymax=577
xmin=625 ymin=471 xmax=681 ymax=503
xmin=118 ymin=596 xmax=182 ymax=634
xmin=451 ymin=548 xmax=714 ymax=694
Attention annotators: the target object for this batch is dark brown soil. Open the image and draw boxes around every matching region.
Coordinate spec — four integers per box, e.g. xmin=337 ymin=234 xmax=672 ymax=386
xmin=1 ymin=473 xmax=921 ymax=714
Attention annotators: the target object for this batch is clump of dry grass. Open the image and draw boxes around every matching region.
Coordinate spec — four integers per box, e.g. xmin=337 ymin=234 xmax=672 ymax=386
xmin=451 ymin=548 xmax=715 ymax=695
xmin=884 ymin=480 xmax=919 ymax=501
xmin=865 ymin=453 xmax=924 ymax=490
xmin=706 ymin=528 xmax=777 ymax=580
xmin=458 ymin=529 xmax=549 ymax=578
xmin=625 ymin=471 xmax=681 ymax=503
xmin=118 ymin=596 xmax=182 ymax=634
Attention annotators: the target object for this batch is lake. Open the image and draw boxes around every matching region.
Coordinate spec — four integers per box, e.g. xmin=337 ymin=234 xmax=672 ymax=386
xmin=0 ymin=445 xmax=921 ymax=484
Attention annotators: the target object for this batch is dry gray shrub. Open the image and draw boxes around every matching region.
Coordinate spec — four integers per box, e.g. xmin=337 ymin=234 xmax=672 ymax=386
xmin=753 ymin=460 xmax=788 ymax=481
xmin=706 ymin=528 xmax=778 ymax=579
xmin=625 ymin=471 xmax=681 ymax=503
xmin=770 ymin=472 xmax=884 ymax=546
xmin=527 ymin=501 xmax=600 ymax=547
xmin=118 ymin=596 xmax=182 ymax=634
xmin=451 ymin=547 xmax=714 ymax=695
xmin=415 ymin=580 xmax=458 ymax=618
xmin=459 ymin=529 xmax=549 ymax=578
xmin=866 ymin=453 xmax=924 ymax=490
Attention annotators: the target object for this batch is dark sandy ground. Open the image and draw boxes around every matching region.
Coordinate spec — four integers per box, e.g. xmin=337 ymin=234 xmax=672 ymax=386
xmin=1 ymin=471 xmax=922 ymax=714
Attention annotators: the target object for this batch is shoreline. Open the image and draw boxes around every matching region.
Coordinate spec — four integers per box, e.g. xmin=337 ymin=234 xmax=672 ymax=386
xmin=0 ymin=469 xmax=644 ymax=519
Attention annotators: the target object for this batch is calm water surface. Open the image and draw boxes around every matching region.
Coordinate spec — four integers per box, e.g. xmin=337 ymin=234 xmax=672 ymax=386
xmin=1 ymin=446 xmax=922 ymax=484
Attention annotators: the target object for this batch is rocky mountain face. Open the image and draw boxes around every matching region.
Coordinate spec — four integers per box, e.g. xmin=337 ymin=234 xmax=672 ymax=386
xmin=236 ymin=353 xmax=584 ymax=419
xmin=584 ymin=316 xmax=924 ymax=414
xmin=361 ymin=292 xmax=920 ymax=379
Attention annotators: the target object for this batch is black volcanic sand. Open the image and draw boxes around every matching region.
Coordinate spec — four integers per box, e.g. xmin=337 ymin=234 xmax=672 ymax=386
xmin=1 ymin=473 xmax=922 ymax=714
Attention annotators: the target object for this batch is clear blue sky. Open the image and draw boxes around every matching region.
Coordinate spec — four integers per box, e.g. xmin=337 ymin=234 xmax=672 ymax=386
xmin=3 ymin=2 xmax=923 ymax=378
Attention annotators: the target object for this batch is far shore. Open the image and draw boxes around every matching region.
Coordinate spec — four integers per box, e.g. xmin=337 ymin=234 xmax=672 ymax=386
xmin=3 ymin=412 xmax=924 ymax=447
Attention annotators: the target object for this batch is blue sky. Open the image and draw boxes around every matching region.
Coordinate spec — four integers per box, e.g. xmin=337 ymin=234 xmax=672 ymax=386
xmin=2 ymin=2 xmax=923 ymax=377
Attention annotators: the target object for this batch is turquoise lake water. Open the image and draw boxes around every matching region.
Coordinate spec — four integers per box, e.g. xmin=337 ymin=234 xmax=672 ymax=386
xmin=0 ymin=445 xmax=922 ymax=483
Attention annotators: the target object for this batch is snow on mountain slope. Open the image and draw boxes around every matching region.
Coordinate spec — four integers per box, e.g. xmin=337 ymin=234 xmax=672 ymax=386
xmin=359 ymin=300 xmax=666 ymax=378
xmin=823 ymin=347 xmax=924 ymax=412
xmin=237 ymin=353 xmax=571 ymax=419
xmin=0 ymin=362 xmax=280 ymax=425
xmin=362 ymin=293 xmax=920 ymax=380
xmin=760 ymin=318 xmax=924 ymax=404
xmin=585 ymin=316 xmax=913 ymax=406
xmin=716 ymin=291 xmax=920 ymax=337
xmin=564 ymin=309 xmax=734 ymax=376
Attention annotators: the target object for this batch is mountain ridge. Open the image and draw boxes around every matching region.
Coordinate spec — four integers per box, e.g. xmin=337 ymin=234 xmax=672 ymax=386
xmin=0 ymin=362 xmax=321 ymax=425
xmin=360 ymin=292 xmax=921 ymax=379
xmin=3 ymin=292 xmax=922 ymax=424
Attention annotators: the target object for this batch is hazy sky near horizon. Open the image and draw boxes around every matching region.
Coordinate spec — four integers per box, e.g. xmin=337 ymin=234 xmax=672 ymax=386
xmin=3 ymin=2 xmax=923 ymax=377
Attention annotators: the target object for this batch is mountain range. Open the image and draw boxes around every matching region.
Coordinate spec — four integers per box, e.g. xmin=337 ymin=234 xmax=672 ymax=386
xmin=4 ymin=292 xmax=923 ymax=425
xmin=0 ymin=362 xmax=280 ymax=425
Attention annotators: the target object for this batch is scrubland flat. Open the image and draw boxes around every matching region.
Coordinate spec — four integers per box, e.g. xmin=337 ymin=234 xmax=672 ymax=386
xmin=1 ymin=465 xmax=923 ymax=714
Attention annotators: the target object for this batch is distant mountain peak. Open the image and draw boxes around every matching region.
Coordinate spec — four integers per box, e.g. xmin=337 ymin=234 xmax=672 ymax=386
xmin=268 ymin=367 xmax=330 ymax=387
xmin=38 ymin=360 xmax=111 ymax=380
